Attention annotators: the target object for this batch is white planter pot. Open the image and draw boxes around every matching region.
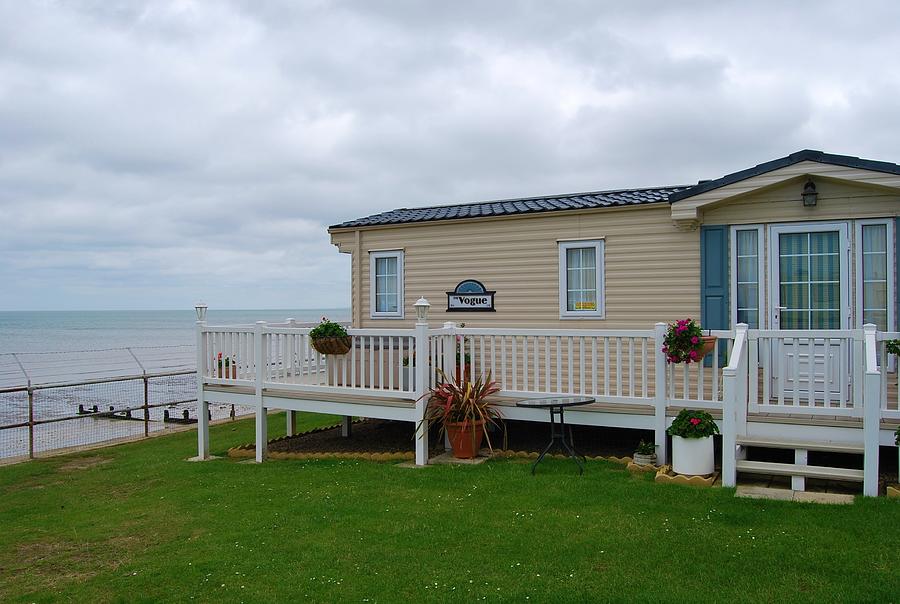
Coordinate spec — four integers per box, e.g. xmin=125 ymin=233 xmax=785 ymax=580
xmin=672 ymin=435 xmax=714 ymax=476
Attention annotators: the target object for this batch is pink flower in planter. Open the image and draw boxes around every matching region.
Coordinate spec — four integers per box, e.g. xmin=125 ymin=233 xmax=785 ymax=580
xmin=662 ymin=346 xmax=669 ymax=353
xmin=689 ymin=349 xmax=698 ymax=359
xmin=690 ymin=418 xmax=701 ymax=426
xmin=691 ymin=336 xmax=699 ymax=344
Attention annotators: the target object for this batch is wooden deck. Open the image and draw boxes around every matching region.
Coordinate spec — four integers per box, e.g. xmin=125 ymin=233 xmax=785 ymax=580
xmin=204 ymin=382 xmax=900 ymax=431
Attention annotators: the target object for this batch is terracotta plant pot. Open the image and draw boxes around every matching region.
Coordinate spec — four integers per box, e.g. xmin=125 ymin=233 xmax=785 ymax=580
xmin=217 ymin=365 xmax=237 ymax=379
xmin=312 ymin=336 xmax=352 ymax=355
xmin=697 ymin=336 xmax=717 ymax=360
xmin=446 ymin=419 xmax=485 ymax=459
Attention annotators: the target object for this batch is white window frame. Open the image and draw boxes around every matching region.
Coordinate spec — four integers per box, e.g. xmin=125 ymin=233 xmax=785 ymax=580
xmin=729 ymin=225 xmax=765 ymax=329
xmin=558 ymin=239 xmax=605 ymax=319
xmin=854 ymin=218 xmax=895 ymax=331
xmin=369 ymin=250 xmax=404 ymax=319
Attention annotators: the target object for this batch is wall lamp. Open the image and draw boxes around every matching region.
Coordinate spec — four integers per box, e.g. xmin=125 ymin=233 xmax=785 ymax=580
xmin=802 ymin=179 xmax=818 ymax=207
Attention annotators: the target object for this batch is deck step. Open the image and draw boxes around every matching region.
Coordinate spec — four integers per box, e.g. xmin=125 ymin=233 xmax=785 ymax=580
xmin=736 ymin=460 xmax=864 ymax=482
xmin=736 ymin=436 xmax=864 ymax=454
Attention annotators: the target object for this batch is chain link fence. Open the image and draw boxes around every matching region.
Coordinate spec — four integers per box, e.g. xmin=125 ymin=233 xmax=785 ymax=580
xmin=0 ymin=346 xmax=253 ymax=462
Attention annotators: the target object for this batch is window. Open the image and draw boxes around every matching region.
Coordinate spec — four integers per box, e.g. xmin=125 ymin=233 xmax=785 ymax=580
xmin=856 ymin=220 xmax=894 ymax=331
xmin=778 ymin=231 xmax=842 ymax=329
xmin=730 ymin=226 xmax=764 ymax=328
xmin=369 ymin=250 xmax=404 ymax=318
xmin=558 ymin=240 xmax=604 ymax=318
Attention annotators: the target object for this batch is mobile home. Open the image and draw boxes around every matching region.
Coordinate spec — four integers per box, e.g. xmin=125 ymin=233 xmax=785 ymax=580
xmin=197 ymin=149 xmax=900 ymax=496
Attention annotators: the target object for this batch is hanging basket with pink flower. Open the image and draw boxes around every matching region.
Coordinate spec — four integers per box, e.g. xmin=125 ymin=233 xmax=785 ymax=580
xmin=661 ymin=318 xmax=717 ymax=364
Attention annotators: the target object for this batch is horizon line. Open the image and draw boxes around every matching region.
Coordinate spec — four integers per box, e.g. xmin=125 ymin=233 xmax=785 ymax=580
xmin=0 ymin=306 xmax=352 ymax=313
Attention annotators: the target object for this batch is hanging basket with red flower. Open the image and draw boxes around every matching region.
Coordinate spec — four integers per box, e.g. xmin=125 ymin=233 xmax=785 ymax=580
xmin=661 ymin=318 xmax=717 ymax=364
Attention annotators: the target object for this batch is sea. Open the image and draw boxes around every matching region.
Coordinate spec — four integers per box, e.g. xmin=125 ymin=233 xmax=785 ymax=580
xmin=0 ymin=308 xmax=350 ymax=459
xmin=0 ymin=308 xmax=350 ymax=354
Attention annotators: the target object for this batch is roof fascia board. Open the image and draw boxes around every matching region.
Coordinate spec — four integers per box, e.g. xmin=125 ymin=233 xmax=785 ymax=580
xmin=669 ymin=150 xmax=900 ymax=203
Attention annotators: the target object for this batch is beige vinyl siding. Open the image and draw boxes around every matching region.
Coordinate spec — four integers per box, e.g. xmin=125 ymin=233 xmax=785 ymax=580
xmin=331 ymin=204 xmax=700 ymax=329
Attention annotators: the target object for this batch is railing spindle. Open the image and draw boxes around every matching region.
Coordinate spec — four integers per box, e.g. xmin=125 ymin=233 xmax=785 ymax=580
xmin=698 ymin=346 xmax=705 ymax=401
xmin=512 ymin=336 xmax=518 ymax=391
xmin=555 ymin=336 xmax=563 ymax=392
xmin=369 ymin=336 xmax=375 ymax=389
xmin=579 ymin=337 xmax=585 ymax=395
xmin=604 ymin=338 xmax=610 ymax=396
xmin=378 ymin=336 xmax=384 ymax=390
xmin=616 ymin=338 xmax=623 ymax=398
xmin=480 ymin=336 xmax=486 ymax=382
xmin=641 ymin=338 xmax=647 ymax=398
xmin=490 ymin=336 xmax=496 ymax=382
xmin=470 ymin=337 xmax=476 ymax=383
xmin=792 ymin=338 xmax=800 ymax=407
xmin=628 ymin=337 xmax=634 ymax=397
xmin=501 ymin=336 xmax=508 ymax=390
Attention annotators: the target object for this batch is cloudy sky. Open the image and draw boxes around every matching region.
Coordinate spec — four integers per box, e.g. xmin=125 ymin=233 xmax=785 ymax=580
xmin=2 ymin=1 xmax=898 ymax=310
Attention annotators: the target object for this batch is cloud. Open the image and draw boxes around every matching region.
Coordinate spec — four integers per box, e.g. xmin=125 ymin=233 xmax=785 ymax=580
xmin=0 ymin=0 xmax=898 ymax=309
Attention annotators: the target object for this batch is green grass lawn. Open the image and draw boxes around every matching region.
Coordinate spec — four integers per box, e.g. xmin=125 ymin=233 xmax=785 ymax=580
xmin=0 ymin=414 xmax=897 ymax=603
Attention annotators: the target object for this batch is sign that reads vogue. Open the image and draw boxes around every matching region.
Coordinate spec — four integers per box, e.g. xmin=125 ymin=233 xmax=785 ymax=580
xmin=446 ymin=280 xmax=496 ymax=312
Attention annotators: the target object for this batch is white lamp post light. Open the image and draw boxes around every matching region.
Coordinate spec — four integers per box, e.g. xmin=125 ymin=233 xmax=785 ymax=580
xmin=414 ymin=297 xmax=430 ymax=323
xmin=194 ymin=301 xmax=208 ymax=322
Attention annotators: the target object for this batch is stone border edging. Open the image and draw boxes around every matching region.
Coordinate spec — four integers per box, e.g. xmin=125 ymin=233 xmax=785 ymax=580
xmin=654 ymin=464 xmax=719 ymax=487
xmin=227 ymin=439 xmax=640 ymax=466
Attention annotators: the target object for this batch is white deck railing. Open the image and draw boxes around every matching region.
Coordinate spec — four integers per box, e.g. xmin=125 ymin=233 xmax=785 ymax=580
xmin=201 ymin=324 xmax=422 ymax=399
xmin=666 ymin=330 xmax=733 ymax=409
xmin=447 ymin=327 xmax=657 ymax=405
xmin=198 ymin=321 xmax=896 ymax=420
xmin=876 ymin=331 xmax=900 ymax=420
xmin=722 ymin=324 xmax=750 ymax=488
xmin=723 ymin=324 xmax=886 ymax=496
xmin=199 ymin=322 xmax=737 ymax=406
xmin=863 ymin=325 xmax=882 ymax=496
xmin=747 ymin=329 xmax=864 ymax=417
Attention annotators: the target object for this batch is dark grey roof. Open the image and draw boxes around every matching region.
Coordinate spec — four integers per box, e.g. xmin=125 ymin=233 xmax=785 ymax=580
xmin=668 ymin=149 xmax=900 ymax=203
xmin=329 ymin=185 xmax=691 ymax=229
xmin=331 ymin=150 xmax=900 ymax=230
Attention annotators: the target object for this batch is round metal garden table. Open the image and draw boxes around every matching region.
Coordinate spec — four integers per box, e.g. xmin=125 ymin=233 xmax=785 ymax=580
xmin=515 ymin=396 xmax=594 ymax=474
